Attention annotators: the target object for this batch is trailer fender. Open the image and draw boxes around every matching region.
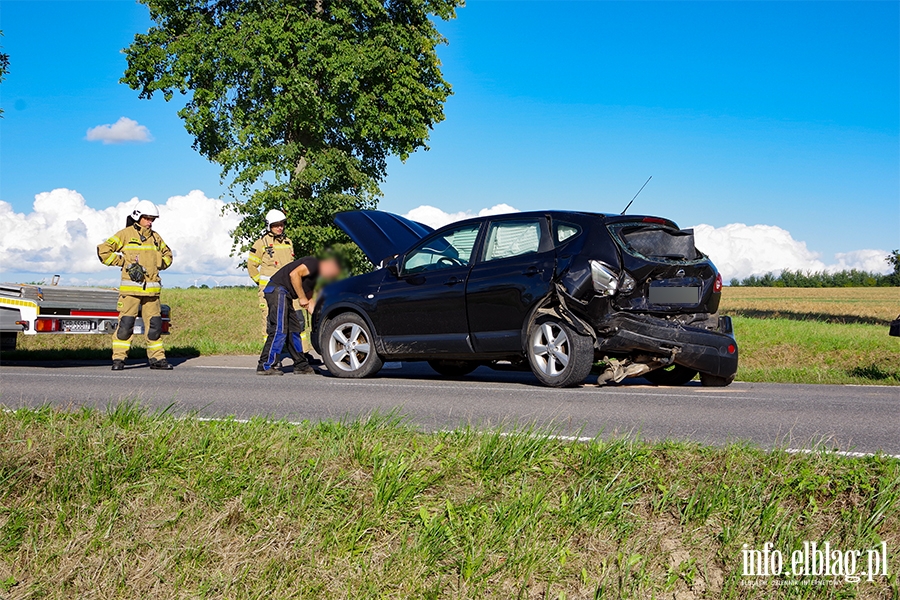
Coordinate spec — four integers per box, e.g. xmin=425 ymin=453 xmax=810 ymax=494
xmin=0 ymin=297 xmax=39 ymax=336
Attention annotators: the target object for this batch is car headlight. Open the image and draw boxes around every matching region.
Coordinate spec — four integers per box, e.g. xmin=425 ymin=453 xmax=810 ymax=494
xmin=620 ymin=272 xmax=636 ymax=293
xmin=590 ymin=260 xmax=619 ymax=296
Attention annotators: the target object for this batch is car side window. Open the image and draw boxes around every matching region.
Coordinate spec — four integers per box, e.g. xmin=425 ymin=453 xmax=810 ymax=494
xmin=483 ymin=220 xmax=542 ymax=262
xmin=555 ymin=222 xmax=581 ymax=245
xmin=403 ymin=224 xmax=481 ymax=274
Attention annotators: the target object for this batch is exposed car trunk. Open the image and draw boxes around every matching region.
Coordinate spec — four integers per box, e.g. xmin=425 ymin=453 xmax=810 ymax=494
xmin=334 ymin=211 xmax=434 ymax=266
xmin=606 ymin=219 xmax=718 ymax=316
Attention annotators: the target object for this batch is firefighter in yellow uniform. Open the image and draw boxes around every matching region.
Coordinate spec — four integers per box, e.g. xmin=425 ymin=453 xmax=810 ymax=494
xmin=247 ymin=209 xmax=299 ymax=340
xmin=97 ymin=200 xmax=174 ymax=371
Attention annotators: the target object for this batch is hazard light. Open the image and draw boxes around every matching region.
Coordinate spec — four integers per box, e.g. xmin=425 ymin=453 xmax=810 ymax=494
xmin=35 ymin=318 xmax=59 ymax=332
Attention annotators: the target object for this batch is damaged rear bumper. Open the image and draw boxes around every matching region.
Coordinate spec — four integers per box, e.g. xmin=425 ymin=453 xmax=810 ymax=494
xmin=592 ymin=313 xmax=739 ymax=378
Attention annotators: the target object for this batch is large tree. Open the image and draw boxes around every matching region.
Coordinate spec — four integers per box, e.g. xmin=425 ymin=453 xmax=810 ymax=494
xmin=122 ymin=0 xmax=462 ymax=272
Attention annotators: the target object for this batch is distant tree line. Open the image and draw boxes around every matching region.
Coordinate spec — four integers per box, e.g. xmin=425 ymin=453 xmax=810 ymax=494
xmin=730 ymin=250 xmax=900 ymax=287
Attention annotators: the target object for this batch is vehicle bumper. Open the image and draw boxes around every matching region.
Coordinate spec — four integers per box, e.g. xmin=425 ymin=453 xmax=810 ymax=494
xmin=593 ymin=313 xmax=738 ymax=378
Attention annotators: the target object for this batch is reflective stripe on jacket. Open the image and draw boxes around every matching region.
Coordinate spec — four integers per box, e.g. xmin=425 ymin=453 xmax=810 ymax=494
xmin=97 ymin=224 xmax=172 ymax=297
xmin=248 ymin=232 xmax=295 ymax=286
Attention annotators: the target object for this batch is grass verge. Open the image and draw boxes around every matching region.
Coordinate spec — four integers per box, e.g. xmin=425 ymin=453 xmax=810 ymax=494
xmin=732 ymin=317 xmax=900 ymax=385
xmin=1 ymin=405 xmax=898 ymax=598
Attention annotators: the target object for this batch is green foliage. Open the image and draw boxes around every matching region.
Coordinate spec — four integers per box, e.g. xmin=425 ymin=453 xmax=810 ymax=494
xmin=733 ymin=267 xmax=899 ymax=287
xmin=0 ymin=30 xmax=9 ymax=118
xmin=888 ymin=249 xmax=900 ymax=276
xmin=122 ymin=0 xmax=462 ymax=274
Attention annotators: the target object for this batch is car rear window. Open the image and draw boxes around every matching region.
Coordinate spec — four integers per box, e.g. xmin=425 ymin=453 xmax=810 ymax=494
xmin=609 ymin=223 xmax=702 ymax=262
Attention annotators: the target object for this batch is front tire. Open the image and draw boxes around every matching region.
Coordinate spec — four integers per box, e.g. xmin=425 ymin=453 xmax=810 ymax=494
xmin=527 ymin=316 xmax=594 ymax=387
xmin=322 ymin=313 xmax=383 ymax=378
xmin=644 ymin=364 xmax=698 ymax=386
xmin=428 ymin=360 xmax=479 ymax=377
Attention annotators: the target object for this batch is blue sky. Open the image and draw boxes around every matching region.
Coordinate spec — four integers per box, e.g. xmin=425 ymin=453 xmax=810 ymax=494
xmin=1 ymin=0 xmax=898 ymax=282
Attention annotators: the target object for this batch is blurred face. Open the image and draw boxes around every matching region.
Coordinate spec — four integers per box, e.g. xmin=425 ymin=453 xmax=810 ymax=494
xmin=319 ymin=258 xmax=341 ymax=280
xmin=270 ymin=221 xmax=286 ymax=235
xmin=140 ymin=215 xmax=156 ymax=229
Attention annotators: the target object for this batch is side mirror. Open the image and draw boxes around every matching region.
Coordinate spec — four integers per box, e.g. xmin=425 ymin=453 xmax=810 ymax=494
xmin=386 ymin=258 xmax=401 ymax=277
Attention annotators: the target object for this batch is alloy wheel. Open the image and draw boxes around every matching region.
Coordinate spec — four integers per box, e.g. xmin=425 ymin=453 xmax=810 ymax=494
xmin=530 ymin=322 xmax=570 ymax=377
xmin=328 ymin=323 xmax=371 ymax=372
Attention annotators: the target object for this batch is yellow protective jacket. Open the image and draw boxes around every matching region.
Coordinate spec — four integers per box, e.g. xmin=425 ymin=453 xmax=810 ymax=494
xmin=247 ymin=231 xmax=295 ymax=286
xmin=97 ymin=224 xmax=173 ymax=296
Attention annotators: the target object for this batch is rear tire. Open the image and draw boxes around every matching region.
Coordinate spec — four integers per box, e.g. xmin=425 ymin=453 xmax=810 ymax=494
xmin=321 ymin=313 xmax=383 ymax=378
xmin=526 ymin=316 xmax=594 ymax=387
xmin=644 ymin=364 xmax=698 ymax=386
xmin=428 ymin=360 xmax=479 ymax=377
xmin=700 ymin=372 xmax=735 ymax=387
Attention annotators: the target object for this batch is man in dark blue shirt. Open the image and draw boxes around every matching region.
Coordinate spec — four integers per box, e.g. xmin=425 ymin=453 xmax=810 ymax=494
xmin=257 ymin=256 xmax=341 ymax=375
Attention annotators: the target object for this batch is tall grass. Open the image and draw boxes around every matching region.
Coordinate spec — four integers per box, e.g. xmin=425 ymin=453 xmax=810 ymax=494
xmin=1 ymin=405 xmax=897 ymax=598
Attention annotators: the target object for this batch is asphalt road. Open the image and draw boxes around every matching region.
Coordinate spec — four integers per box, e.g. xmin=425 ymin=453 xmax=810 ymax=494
xmin=2 ymin=356 xmax=898 ymax=455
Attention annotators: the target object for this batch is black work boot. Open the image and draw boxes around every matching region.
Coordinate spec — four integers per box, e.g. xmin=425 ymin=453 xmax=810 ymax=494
xmin=111 ymin=360 xmax=125 ymax=371
xmin=256 ymin=366 xmax=284 ymax=376
xmin=293 ymin=365 xmax=317 ymax=375
xmin=149 ymin=358 xmax=174 ymax=370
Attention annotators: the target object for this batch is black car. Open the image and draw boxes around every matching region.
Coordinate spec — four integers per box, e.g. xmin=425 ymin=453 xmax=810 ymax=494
xmin=312 ymin=210 xmax=738 ymax=388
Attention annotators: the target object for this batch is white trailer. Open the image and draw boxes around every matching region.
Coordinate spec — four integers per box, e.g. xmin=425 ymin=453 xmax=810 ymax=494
xmin=0 ymin=282 xmax=171 ymax=352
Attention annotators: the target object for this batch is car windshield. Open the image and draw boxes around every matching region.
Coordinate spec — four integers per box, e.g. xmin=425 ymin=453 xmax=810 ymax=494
xmin=403 ymin=225 xmax=480 ymax=274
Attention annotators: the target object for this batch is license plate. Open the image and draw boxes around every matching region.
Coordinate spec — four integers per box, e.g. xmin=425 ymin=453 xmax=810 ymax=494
xmin=649 ymin=286 xmax=700 ymax=304
xmin=61 ymin=319 xmax=93 ymax=332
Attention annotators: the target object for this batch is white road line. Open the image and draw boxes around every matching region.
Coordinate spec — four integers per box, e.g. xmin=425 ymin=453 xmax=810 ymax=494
xmin=3 ymin=409 xmax=897 ymax=460
xmin=785 ymin=448 xmax=900 ymax=461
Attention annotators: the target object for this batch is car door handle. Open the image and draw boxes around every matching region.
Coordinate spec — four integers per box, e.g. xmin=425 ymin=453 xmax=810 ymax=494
xmin=444 ymin=276 xmax=461 ymax=286
xmin=523 ymin=266 xmax=540 ymax=276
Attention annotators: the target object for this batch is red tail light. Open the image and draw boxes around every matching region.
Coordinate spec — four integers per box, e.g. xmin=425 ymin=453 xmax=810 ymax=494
xmin=35 ymin=318 xmax=59 ymax=332
xmin=727 ymin=344 xmax=736 ymax=354
xmin=713 ymin=273 xmax=723 ymax=293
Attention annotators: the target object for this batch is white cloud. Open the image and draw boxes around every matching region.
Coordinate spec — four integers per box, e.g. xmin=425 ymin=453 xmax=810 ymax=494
xmin=691 ymin=223 xmax=890 ymax=280
xmin=85 ymin=117 xmax=153 ymax=144
xmin=0 ymin=188 xmax=244 ymax=287
xmin=1 ymin=195 xmax=890 ymax=289
xmin=404 ymin=203 xmax=519 ymax=229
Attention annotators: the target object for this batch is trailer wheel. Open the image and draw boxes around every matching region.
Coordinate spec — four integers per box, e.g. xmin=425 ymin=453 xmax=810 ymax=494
xmin=0 ymin=332 xmax=17 ymax=352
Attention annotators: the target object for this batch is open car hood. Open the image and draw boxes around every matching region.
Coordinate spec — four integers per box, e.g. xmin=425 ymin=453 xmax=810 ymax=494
xmin=334 ymin=210 xmax=434 ymax=265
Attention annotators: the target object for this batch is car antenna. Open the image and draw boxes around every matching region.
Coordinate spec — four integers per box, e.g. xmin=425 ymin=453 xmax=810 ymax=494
xmin=621 ymin=176 xmax=652 ymax=215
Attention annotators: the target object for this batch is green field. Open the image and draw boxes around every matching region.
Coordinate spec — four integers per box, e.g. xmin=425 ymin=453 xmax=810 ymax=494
xmin=6 ymin=286 xmax=900 ymax=384
xmin=1 ymin=405 xmax=897 ymax=599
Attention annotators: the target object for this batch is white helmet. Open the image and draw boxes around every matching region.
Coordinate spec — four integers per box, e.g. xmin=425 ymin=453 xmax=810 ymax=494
xmin=131 ymin=200 xmax=160 ymax=221
xmin=265 ymin=208 xmax=287 ymax=227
